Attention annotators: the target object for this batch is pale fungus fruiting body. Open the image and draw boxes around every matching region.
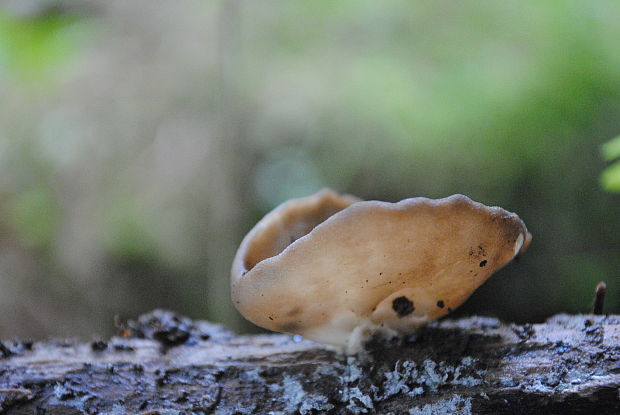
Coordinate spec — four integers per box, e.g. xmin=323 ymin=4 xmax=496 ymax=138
xmin=231 ymin=189 xmax=531 ymax=354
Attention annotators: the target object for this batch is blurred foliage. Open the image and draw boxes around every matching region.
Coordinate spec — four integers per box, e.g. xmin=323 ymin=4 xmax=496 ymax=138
xmin=601 ymin=135 xmax=620 ymax=192
xmin=0 ymin=0 xmax=619 ymax=339
xmin=0 ymin=9 xmax=90 ymax=85
xmin=8 ymin=185 xmax=59 ymax=249
xmin=102 ymin=198 xmax=158 ymax=263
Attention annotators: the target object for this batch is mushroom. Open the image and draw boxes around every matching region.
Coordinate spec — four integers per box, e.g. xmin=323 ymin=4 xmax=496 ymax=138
xmin=231 ymin=189 xmax=531 ymax=353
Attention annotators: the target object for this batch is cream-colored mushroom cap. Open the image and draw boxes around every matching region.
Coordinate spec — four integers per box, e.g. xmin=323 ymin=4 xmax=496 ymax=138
xmin=231 ymin=189 xmax=531 ymax=353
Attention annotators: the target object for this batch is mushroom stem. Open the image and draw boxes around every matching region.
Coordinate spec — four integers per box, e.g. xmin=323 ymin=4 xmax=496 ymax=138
xmin=592 ymin=281 xmax=606 ymax=315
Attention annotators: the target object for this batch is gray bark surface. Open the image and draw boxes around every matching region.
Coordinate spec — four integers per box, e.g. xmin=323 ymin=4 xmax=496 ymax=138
xmin=0 ymin=310 xmax=618 ymax=414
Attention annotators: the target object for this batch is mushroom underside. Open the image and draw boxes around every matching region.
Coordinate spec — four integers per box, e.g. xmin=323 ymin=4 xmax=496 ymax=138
xmin=241 ymin=190 xmax=359 ymax=272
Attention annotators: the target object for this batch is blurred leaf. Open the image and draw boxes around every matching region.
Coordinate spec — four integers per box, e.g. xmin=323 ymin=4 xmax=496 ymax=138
xmin=600 ymin=135 xmax=620 ymax=193
xmin=601 ymin=135 xmax=620 ymax=162
xmin=9 ymin=186 xmax=58 ymax=248
xmin=0 ymin=10 xmax=91 ymax=85
xmin=600 ymin=161 xmax=620 ymax=193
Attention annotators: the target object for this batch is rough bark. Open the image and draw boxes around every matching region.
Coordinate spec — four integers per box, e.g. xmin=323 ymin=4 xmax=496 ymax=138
xmin=0 ymin=310 xmax=618 ymax=414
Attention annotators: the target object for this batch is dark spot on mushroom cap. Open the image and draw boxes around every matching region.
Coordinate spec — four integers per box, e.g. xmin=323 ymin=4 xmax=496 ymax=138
xmin=287 ymin=307 xmax=301 ymax=317
xmin=479 ymin=260 xmax=487 ymax=267
xmin=437 ymin=300 xmax=445 ymax=308
xmin=392 ymin=296 xmax=414 ymax=317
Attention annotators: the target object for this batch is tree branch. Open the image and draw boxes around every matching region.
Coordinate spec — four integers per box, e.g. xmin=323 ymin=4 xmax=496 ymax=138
xmin=1 ymin=310 xmax=619 ymax=414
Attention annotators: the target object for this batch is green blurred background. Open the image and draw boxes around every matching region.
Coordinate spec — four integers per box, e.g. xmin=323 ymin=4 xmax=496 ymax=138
xmin=1 ymin=0 xmax=619 ymax=339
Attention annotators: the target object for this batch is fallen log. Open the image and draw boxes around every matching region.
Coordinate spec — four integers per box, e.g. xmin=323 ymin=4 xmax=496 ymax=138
xmin=0 ymin=310 xmax=618 ymax=414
